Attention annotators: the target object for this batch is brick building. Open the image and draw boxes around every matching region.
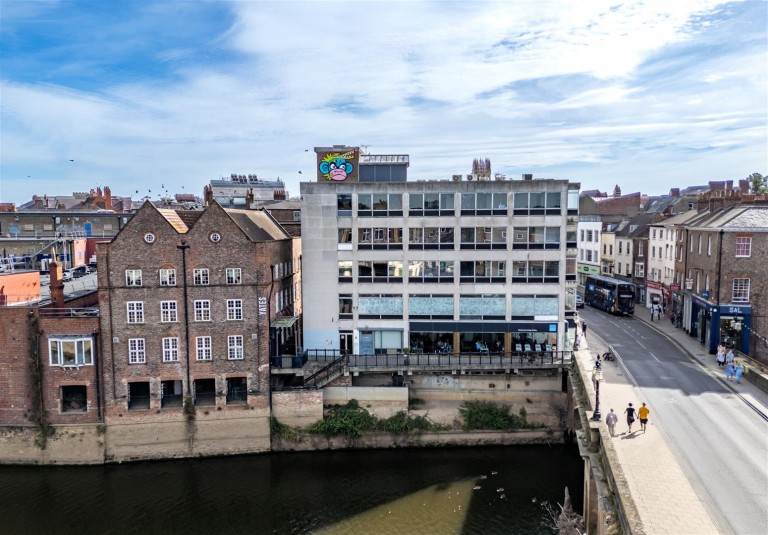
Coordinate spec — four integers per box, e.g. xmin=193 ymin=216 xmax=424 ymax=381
xmin=97 ymin=201 xmax=300 ymax=458
xmin=0 ymin=265 xmax=101 ymax=430
xmin=677 ymin=204 xmax=768 ymax=361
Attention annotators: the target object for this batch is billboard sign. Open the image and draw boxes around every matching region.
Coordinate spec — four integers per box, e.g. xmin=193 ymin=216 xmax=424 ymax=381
xmin=314 ymin=146 xmax=360 ymax=183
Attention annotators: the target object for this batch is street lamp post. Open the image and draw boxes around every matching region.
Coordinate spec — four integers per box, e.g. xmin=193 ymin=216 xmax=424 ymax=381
xmin=591 ymin=361 xmax=604 ymax=421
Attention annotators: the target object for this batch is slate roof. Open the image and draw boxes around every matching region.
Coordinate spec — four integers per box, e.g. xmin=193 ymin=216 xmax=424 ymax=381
xmin=224 ymin=209 xmax=290 ymax=242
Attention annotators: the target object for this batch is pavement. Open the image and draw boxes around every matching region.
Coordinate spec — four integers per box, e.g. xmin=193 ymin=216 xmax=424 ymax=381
xmin=574 ymin=311 xmax=768 ymax=535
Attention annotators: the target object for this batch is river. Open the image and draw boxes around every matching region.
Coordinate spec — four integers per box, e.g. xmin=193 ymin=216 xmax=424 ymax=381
xmin=0 ymin=444 xmax=583 ymax=535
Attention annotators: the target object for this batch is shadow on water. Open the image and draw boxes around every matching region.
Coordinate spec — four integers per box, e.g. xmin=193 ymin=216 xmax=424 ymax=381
xmin=0 ymin=444 xmax=583 ymax=535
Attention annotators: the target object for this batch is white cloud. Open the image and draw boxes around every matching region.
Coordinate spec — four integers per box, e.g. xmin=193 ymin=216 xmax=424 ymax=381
xmin=0 ymin=0 xmax=765 ymax=203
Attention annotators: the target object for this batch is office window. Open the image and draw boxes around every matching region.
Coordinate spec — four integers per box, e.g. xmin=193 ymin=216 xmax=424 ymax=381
xmin=338 ymin=228 xmax=352 ymax=248
xmin=160 ymin=301 xmax=178 ymax=322
xmin=337 ymin=194 xmax=352 ymax=214
xmin=226 ymin=268 xmax=242 ymax=285
xmin=339 ymin=295 xmax=353 ymax=318
xmin=193 ymin=268 xmax=209 ymax=285
xmin=196 ymin=336 xmax=212 ymax=360
xmin=707 ymin=236 xmax=712 ymax=256
xmin=49 ymin=338 xmax=93 ymax=366
xmin=126 ymin=301 xmax=144 ymax=323
xmin=125 ymin=269 xmax=142 ymax=287
xmin=586 ymin=230 xmax=593 ymax=242
xmin=194 ymin=300 xmax=211 ymax=321
xmin=652 ymin=246 xmax=656 ymax=258
xmin=698 ymin=235 xmax=702 ymax=254
xmin=735 ymin=237 xmax=751 ymax=257
xmin=228 ymin=335 xmax=244 ymax=360
xmin=460 ymin=260 xmax=508 ymax=282
xmin=227 ymin=299 xmax=243 ymax=320
xmin=338 ymin=260 xmax=353 ymax=279
xmin=128 ymin=338 xmax=146 ymax=364
xmin=162 ymin=337 xmax=179 ymax=362
xmin=409 ymin=193 xmax=454 ymax=215
xmin=293 ymin=210 xmax=301 ymax=221
xmin=358 ymin=193 xmax=402 ymax=216
xmin=732 ymin=279 xmax=750 ymax=303
xmin=159 ymin=268 xmax=176 ymax=286
xmin=408 ymin=260 xmax=454 ymax=283
xmin=580 ymin=229 xmax=585 ymax=242
xmin=635 ymin=263 xmax=645 ymax=277
xmin=638 ymin=242 xmax=644 ymax=256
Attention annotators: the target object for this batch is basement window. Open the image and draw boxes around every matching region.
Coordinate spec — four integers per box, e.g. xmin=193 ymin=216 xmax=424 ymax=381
xmin=161 ymin=380 xmax=183 ymax=408
xmin=61 ymin=385 xmax=87 ymax=413
xmin=128 ymin=382 xmax=150 ymax=410
xmin=194 ymin=379 xmax=216 ymax=406
xmin=226 ymin=377 xmax=248 ymax=404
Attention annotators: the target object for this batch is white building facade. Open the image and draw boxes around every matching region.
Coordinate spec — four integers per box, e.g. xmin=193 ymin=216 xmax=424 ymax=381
xmin=577 ymin=217 xmax=602 ymax=287
xmin=301 ymin=160 xmax=580 ymax=357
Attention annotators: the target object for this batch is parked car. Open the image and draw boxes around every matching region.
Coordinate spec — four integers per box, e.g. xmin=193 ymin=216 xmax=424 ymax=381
xmin=72 ymin=266 xmax=89 ymax=278
xmin=62 ymin=269 xmax=74 ymax=282
xmin=575 ymin=294 xmax=584 ymax=309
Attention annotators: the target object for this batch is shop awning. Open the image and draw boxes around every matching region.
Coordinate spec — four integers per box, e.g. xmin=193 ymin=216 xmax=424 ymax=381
xmin=271 ymin=316 xmax=299 ymax=328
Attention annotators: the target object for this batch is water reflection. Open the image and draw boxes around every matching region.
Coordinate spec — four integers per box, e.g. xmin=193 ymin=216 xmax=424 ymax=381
xmin=0 ymin=445 xmax=582 ymax=535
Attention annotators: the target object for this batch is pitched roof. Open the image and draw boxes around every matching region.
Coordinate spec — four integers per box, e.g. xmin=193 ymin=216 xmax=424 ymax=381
xmin=156 ymin=208 xmax=189 ymax=234
xmin=224 ymin=209 xmax=290 ymax=242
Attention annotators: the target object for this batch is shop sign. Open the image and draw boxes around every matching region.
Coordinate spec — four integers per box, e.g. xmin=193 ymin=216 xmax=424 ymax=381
xmin=670 ymin=284 xmax=680 ymax=291
xmin=685 ymin=278 xmax=693 ymax=290
xmin=701 ymin=290 xmax=710 ymax=299
xmin=721 ymin=305 xmax=750 ymax=315
xmin=646 ymin=281 xmax=662 ymax=290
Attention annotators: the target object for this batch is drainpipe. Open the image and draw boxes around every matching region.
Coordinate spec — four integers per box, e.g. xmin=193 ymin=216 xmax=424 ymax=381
xmin=177 ymin=241 xmax=192 ymax=397
xmin=714 ymin=229 xmax=724 ymax=350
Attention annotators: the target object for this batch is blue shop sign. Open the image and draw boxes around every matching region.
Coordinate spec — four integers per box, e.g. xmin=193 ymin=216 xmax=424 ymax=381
xmin=719 ymin=305 xmax=751 ymax=316
xmin=700 ymin=290 xmax=710 ymax=299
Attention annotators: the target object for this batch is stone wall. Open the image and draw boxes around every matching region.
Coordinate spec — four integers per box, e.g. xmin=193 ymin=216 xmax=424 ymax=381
xmin=0 ymin=424 xmax=105 ymax=465
xmin=272 ymin=390 xmax=323 ymax=427
xmin=104 ymin=407 xmax=271 ymax=462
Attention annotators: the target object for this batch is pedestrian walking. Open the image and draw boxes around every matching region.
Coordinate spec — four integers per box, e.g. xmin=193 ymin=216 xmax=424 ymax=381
xmin=735 ymin=362 xmax=745 ymax=383
xmin=649 ymin=306 xmax=654 ymax=321
xmin=726 ymin=360 xmax=736 ymax=381
xmin=605 ymin=409 xmax=618 ymax=437
xmin=581 ymin=321 xmax=588 ymax=337
xmin=725 ymin=348 xmax=735 ymax=365
xmin=716 ymin=346 xmax=726 ymax=367
xmin=637 ymin=402 xmax=650 ymax=433
xmin=624 ymin=403 xmax=636 ymax=433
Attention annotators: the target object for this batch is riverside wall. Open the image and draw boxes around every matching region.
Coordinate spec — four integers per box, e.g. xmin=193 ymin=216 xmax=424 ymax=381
xmin=1 ymin=371 xmax=573 ymax=465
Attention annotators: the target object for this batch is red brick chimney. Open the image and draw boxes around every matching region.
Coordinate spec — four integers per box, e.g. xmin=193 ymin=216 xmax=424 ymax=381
xmin=49 ymin=260 xmax=65 ymax=309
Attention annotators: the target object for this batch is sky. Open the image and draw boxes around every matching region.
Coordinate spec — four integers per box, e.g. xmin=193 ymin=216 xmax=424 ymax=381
xmin=1 ymin=0 xmax=766 ymax=204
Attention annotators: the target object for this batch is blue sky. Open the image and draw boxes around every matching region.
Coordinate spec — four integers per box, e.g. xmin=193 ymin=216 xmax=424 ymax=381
xmin=1 ymin=0 xmax=766 ymax=203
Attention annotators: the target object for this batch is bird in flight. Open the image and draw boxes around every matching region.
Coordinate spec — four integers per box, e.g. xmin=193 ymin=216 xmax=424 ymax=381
xmin=298 ymin=171 xmax=302 ymax=174
xmin=69 ymin=159 xmax=74 ymax=162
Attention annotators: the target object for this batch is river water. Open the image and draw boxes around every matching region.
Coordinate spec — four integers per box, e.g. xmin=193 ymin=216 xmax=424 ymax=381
xmin=0 ymin=445 xmax=583 ymax=535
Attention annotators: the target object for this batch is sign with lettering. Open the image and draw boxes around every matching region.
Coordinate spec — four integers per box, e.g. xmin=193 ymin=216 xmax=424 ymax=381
xmin=258 ymin=296 xmax=267 ymax=316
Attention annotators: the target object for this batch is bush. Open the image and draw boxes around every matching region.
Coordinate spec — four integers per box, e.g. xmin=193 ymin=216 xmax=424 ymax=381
xmin=306 ymin=400 xmax=448 ymax=437
xmin=459 ymin=400 xmax=534 ymax=430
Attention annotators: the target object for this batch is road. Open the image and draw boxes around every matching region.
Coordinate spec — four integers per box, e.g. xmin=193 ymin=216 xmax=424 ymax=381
xmin=581 ymin=306 xmax=768 ymax=535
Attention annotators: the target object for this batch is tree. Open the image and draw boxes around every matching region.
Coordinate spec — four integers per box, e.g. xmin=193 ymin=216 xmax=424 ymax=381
xmin=747 ymin=173 xmax=767 ymax=194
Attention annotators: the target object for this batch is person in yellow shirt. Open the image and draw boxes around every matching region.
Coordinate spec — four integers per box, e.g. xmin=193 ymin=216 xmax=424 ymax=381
xmin=637 ymin=402 xmax=650 ymax=433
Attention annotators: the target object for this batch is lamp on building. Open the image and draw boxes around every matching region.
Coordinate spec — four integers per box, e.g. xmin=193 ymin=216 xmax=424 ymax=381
xmin=590 ymin=361 xmax=604 ymax=421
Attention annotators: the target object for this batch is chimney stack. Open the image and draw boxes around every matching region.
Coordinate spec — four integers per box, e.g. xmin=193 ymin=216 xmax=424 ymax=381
xmin=49 ymin=260 xmax=65 ymax=309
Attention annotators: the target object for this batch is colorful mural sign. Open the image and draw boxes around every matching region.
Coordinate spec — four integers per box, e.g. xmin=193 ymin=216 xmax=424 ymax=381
xmin=314 ymin=146 xmax=360 ymax=183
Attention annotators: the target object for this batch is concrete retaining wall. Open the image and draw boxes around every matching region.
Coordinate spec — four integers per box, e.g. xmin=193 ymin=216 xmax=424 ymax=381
xmin=272 ymin=390 xmax=323 ymax=427
xmin=324 ymin=386 xmax=408 ymax=418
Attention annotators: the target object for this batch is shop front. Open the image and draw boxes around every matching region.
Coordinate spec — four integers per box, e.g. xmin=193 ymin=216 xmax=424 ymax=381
xmin=646 ymin=281 xmax=664 ymax=309
xmin=690 ymin=295 xmax=752 ymax=354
